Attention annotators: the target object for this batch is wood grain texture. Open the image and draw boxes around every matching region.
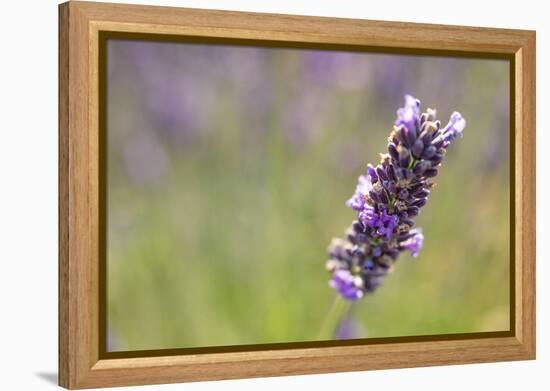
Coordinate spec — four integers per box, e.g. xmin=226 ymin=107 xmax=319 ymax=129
xmin=58 ymin=3 xmax=70 ymax=387
xmin=515 ymin=33 xmax=536 ymax=355
xmin=59 ymin=1 xmax=99 ymax=388
xmin=58 ymin=1 xmax=536 ymax=388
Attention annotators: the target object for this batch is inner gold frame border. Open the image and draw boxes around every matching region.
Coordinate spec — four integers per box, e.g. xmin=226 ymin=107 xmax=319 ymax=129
xmin=59 ymin=1 xmax=536 ymax=389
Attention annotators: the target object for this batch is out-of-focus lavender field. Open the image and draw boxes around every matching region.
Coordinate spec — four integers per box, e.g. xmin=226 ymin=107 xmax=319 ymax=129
xmin=106 ymin=39 xmax=510 ymax=351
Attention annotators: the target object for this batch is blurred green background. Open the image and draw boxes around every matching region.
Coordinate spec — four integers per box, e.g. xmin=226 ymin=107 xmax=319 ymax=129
xmin=106 ymin=39 xmax=510 ymax=351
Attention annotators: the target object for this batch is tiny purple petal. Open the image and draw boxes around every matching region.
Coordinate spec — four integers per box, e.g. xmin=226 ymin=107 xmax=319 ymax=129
xmin=359 ymin=208 xmax=398 ymax=240
xmin=376 ymin=212 xmax=398 ymax=240
xmin=358 ymin=205 xmax=377 ymax=228
xmin=346 ymin=193 xmax=364 ymax=211
xmin=329 ymin=269 xmax=364 ymax=301
xmin=443 ymin=111 xmax=466 ymax=140
xmin=401 ymin=230 xmax=424 ymax=257
xmin=367 ymin=164 xmax=378 ymax=183
xmin=346 ymin=175 xmax=373 ymax=211
xmin=395 ymin=94 xmax=421 ymax=132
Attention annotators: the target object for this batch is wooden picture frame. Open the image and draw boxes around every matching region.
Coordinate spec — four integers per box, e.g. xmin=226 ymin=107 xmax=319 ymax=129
xmin=59 ymin=1 xmax=536 ymax=389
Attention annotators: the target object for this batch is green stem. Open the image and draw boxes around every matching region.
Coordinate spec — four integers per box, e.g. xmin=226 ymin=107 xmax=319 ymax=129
xmin=318 ymin=295 xmax=351 ymax=340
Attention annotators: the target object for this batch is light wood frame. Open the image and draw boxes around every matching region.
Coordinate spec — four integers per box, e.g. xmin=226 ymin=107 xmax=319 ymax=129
xmin=59 ymin=1 xmax=536 ymax=389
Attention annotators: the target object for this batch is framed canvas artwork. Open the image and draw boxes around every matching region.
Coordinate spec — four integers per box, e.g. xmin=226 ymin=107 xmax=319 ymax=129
xmin=59 ymin=1 xmax=536 ymax=389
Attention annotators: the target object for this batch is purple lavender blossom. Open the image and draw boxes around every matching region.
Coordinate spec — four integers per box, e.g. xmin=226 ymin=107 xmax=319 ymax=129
xmin=400 ymin=230 xmax=424 ymax=257
xmin=346 ymin=175 xmax=373 ymax=211
xmin=329 ymin=269 xmax=364 ymax=301
xmin=326 ymin=95 xmax=466 ymax=300
xmin=444 ymin=112 xmax=466 ymax=140
xmin=357 ymin=207 xmax=399 ymax=241
xmin=395 ymin=94 xmax=420 ymax=133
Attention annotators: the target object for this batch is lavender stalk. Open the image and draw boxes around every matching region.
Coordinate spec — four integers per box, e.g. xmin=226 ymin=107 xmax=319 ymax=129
xmin=317 ymin=296 xmax=350 ymax=340
xmin=326 ymin=95 xmax=466 ymax=301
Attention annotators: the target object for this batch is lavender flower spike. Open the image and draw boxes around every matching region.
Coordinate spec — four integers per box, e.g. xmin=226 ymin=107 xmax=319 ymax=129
xmin=326 ymin=95 xmax=466 ymax=300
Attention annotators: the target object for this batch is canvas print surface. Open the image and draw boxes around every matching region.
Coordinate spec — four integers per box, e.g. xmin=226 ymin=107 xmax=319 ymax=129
xmin=105 ymin=39 xmax=510 ymax=352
